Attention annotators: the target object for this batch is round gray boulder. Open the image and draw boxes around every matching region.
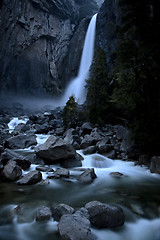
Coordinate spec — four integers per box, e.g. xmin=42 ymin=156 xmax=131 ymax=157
xmin=85 ymin=201 xmax=125 ymax=228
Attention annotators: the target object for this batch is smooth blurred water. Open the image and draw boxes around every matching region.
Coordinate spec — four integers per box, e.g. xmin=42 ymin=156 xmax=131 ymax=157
xmin=1 ymin=149 xmax=160 ymax=240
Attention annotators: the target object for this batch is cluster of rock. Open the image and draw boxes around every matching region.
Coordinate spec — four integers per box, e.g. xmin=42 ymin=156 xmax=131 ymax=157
xmin=0 ymin=107 xmax=160 ymax=184
xmin=0 ymin=147 xmax=97 ymax=184
xmin=15 ymin=201 xmax=125 ymax=240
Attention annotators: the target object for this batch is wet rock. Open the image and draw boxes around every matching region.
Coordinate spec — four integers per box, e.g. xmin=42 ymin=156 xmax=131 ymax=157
xmin=55 ymin=127 xmax=65 ymax=136
xmin=52 ymin=204 xmax=75 ymax=222
xmin=80 ymin=135 xmax=95 ymax=149
xmin=13 ymin=123 xmax=31 ymax=134
xmin=130 ymin=204 xmax=144 ymax=216
xmin=81 ymin=122 xmax=93 ymax=135
xmin=64 ymin=128 xmax=76 ymax=145
xmin=106 ymin=150 xmax=117 ymax=159
xmin=36 ymin=166 xmax=53 ymax=172
xmin=50 ymin=119 xmax=63 ymax=129
xmin=54 ymin=168 xmax=70 ymax=178
xmin=75 ymin=207 xmax=90 ymax=220
xmin=78 ymin=168 xmax=97 ymax=183
xmin=138 ymin=155 xmax=150 ymax=166
xmin=0 ymin=145 xmax=4 ymax=155
xmin=29 ymin=115 xmax=38 ymax=122
xmin=58 ymin=213 xmax=92 ymax=240
xmin=116 ymin=125 xmax=127 ymax=140
xmin=96 ymin=136 xmax=111 ymax=154
xmin=26 ymin=153 xmax=45 ymax=165
xmin=0 ymin=130 xmax=11 ymax=145
xmin=72 ymin=141 xmax=80 ymax=150
xmin=110 ymin=172 xmax=126 ymax=178
xmin=4 ymin=134 xmax=37 ymax=149
xmin=83 ymin=146 xmax=98 ymax=155
xmin=1 ymin=149 xmax=31 ymax=170
xmin=39 ymin=178 xmax=50 ymax=185
xmin=17 ymin=170 xmax=42 ymax=185
xmin=0 ymin=160 xmax=22 ymax=181
xmin=35 ymin=136 xmax=76 ymax=164
xmin=85 ymin=201 xmax=125 ymax=229
xmin=90 ymin=128 xmax=104 ymax=142
xmin=36 ymin=206 xmax=52 ymax=221
xmin=150 ymin=156 xmax=160 ymax=174
xmin=98 ymin=143 xmax=114 ymax=154
xmin=34 ymin=123 xmax=51 ymax=134
xmin=61 ymin=153 xmax=82 ymax=168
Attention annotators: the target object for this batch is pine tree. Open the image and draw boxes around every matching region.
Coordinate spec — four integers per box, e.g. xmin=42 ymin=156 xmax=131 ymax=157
xmin=112 ymin=0 xmax=160 ymax=153
xmin=86 ymin=48 xmax=113 ymax=125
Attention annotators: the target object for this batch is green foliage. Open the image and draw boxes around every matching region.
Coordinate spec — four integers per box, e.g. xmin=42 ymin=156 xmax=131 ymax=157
xmin=86 ymin=48 xmax=115 ymax=125
xmin=112 ymin=0 xmax=160 ymax=153
xmin=63 ymin=95 xmax=89 ymax=128
xmin=62 ymin=96 xmax=78 ymax=129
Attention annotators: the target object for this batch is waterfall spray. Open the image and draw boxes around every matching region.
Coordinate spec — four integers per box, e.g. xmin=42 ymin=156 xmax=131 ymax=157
xmin=61 ymin=13 xmax=97 ymax=105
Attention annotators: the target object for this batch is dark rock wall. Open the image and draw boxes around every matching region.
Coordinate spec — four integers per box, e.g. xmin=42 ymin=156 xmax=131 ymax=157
xmin=96 ymin=0 xmax=120 ymax=75
xmin=63 ymin=17 xmax=90 ymax=87
xmin=0 ymin=0 xmax=98 ymax=96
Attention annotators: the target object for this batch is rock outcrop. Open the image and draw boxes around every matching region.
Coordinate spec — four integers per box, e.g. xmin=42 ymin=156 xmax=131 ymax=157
xmin=58 ymin=212 xmax=92 ymax=240
xmin=0 ymin=0 xmax=99 ymax=96
xmin=85 ymin=201 xmax=125 ymax=228
xmin=0 ymin=160 xmax=22 ymax=181
xmin=96 ymin=0 xmax=121 ymax=74
xmin=17 ymin=170 xmax=42 ymax=185
xmin=36 ymin=206 xmax=52 ymax=222
xmin=35 ymin=135 xmax=77 ymax=164
xmin=52 ymin=203 xmax=75 ymax=221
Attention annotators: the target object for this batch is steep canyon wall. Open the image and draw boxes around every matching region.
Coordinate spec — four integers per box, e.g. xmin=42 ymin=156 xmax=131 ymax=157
xmin=0 ymin=0 xmax=98 ymax=96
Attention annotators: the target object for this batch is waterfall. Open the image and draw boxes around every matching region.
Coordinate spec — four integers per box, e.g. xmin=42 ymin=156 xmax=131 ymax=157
xmin=61 ymin=13 xmax=97 ymax=105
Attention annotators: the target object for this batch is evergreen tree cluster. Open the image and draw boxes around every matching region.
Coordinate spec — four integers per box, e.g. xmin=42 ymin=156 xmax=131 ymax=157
xmin=86 ymin=48 xmax=115 ymax=125
xmin=86 ymin=0 xmax=160 ymax=154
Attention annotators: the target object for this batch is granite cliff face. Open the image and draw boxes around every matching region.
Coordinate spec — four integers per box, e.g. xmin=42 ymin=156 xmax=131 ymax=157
xmin=96 ymin=0 xmax=121 ymax=74
xmin=0 ymin=0 xmax=98 ymax=96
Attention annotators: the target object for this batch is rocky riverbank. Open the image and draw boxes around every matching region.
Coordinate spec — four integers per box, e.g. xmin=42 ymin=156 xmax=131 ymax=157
xmin=0 ymin=103 xmax=160 ymax=239
xmin=0 ymin=103 xmax=160 ymax=179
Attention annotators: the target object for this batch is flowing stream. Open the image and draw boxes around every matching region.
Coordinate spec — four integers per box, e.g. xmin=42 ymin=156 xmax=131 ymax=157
xmin=1 ymin=123 xmax=160 ymax=240
xmin=0 ymin=145 xmax=160 ymax=240
xmin=60 ymin=13 xmax=97 ymax=105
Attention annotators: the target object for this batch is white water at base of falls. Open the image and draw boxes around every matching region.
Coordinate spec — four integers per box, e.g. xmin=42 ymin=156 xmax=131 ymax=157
xmin=8 ymin=117 xmax=28 ymax=133
xmin=59 ymin=13 xmax=97 ymax=105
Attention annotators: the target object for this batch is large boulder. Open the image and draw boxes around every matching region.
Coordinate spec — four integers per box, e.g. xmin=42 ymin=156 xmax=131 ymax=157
xmin=17 ymin=170 xmax=42 ymax=185
xmin=4 ymin=134 xmax=37 ymax=149
xmin=1 ymin=149 xmax=31 ymax=170
xmin=58 ymin=212 xmax=92 ymax=240
xmin=0 ymin=160 xmax=22 ymax=181
xmin=80 ymin=135 xmax=96 ymax=149
xmin=96 ymin=136 xmax=112 ymax=154
xmin=78 ymin=168 xmax=97 ymax=183
xmin=85 ymin=201 xmax=125 ymax=229
xmin=34 ymin=123 xmax=51 ymax=134
xmin=150 ymin=156 xmax=160 ymax=174
xmin=83 ymin=146 xmax=98 ymax=155
xmin=36 ymin=206 xmax=52 ymax=222
xmin=61 ymin=153 xmax=82 ymax=168
xmin=35 ymin=136 xmax=76 ymax=164
xmin=81 ymin=122 xmax=93 ymax=135
xmin=52 ymin=204 xmax=74 ymax=222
